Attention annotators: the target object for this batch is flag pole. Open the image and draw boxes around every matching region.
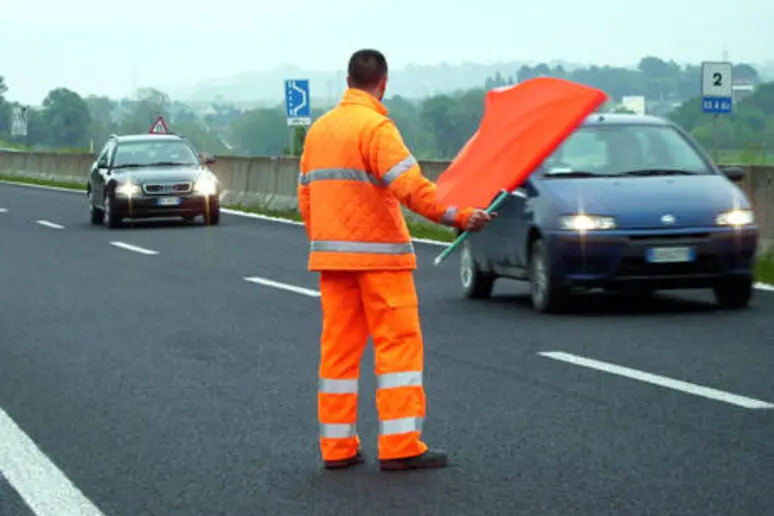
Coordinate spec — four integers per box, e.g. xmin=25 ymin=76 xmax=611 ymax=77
xmin=433 ymin=189 xmax=510 ymax=267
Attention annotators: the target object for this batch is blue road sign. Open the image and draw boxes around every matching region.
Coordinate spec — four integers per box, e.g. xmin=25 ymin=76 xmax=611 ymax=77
xmin=284 ymin=79 xmax=311 ymax=126
xmin=702 ymin=96 xmax=733 ymax=114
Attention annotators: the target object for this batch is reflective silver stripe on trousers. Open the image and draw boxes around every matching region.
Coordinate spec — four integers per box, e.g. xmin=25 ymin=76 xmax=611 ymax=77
xmin=320 ymin=423 xmax=357 ymax=439
xmin=310 ymin=240 xmax=415 ymax=254
xmin=298 ymin=168 xmax=382 ymax=186
xmin=376 ymin=371 xmax=422 ymax=389
xmin=319 ymin=377 xmax=358 ymax=394
xmin=379 ymin=417 xmax=424 ymax=436
xmin=382 ymin=155 xmax=418 ymax=185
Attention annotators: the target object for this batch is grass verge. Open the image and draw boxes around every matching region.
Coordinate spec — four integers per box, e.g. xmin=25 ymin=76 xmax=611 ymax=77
xmin=0 ymin=174 xmax=456 ymax=243
xmin=756 ymin=251 xmax=774 ymax=285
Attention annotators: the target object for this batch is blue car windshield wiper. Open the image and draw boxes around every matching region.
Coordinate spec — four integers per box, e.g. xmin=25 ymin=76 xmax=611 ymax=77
xmin=543 ymin=170 xmax=614 ymax=178
xmin=618 ymin=168 xmax=702 ymax=176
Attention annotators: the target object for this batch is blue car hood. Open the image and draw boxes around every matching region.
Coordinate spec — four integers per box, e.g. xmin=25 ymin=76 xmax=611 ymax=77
xmin=542 ymin=174 xmax=750 ymax=229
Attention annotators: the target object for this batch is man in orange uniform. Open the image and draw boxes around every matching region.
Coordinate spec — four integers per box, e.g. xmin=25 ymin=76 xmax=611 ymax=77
xmin=298 ymin=49 xmax=492 ymax=472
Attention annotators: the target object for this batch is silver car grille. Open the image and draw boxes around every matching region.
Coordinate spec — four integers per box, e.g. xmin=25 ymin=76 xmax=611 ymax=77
xmin=142 ymin=182 xmax=193 ymax=195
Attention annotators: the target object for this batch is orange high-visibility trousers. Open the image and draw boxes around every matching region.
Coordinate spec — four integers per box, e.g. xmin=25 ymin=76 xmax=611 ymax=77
xmin=317 ymin=269 xmax=429 ymax=462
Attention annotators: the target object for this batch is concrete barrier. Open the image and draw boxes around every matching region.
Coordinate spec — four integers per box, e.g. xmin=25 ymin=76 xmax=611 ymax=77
xmin=0 ymin=150 xmax=772 ymax=251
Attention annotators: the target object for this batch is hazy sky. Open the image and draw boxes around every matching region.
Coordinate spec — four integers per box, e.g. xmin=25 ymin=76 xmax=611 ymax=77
xmin=1 ymin=0 xmax=773 ymax=104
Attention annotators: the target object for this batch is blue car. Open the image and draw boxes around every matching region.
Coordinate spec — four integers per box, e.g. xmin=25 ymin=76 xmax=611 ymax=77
xmin=459 ymin=113 xmax=759 ymax=312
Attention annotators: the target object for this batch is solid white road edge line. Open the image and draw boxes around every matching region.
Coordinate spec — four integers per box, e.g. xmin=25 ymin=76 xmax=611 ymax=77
xmin=109 ymin=241 xmax=159 ymax=255
xmin=538 ymin=351 xmax=774 ymax=410
xmin=0 ymin=406 xmax=106 ymax=516
xmin=35 ymin=220 xmax=64 ymax=229
xmin=4 ymin=180 xmax=774 ymax=292
xmin=244 ymin=276 xmax=320 ymax=297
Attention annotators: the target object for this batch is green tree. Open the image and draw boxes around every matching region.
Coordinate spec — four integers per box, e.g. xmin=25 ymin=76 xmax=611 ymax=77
xmin=85 ymin=95 xmax=117 ymax=150
xmin=119 ymin=87 xmax=171 ymax=134
xmin=0 ymin=76 xmax=10 ymax=136
xmin=40 ymin=88 xmax=91 ymax=148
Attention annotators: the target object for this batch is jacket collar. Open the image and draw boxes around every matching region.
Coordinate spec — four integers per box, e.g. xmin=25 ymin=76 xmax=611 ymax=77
xmin=339 ymin=88 xmax=388 ymax=115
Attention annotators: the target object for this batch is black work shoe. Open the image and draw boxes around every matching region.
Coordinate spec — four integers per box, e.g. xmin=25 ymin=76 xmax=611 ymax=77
xmin=379 ymin=449 xmax=449 ymax=471
xmin=323 ymin=451 xmax=365 ymax=470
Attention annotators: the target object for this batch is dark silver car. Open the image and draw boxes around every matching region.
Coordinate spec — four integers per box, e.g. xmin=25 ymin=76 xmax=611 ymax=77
xmin=87 ymin=134 xmax=222 ymax=228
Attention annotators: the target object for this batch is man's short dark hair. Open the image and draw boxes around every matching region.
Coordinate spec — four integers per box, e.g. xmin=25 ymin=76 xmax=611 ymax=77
xmin=347 ymin=49 xmax=388 ymax=89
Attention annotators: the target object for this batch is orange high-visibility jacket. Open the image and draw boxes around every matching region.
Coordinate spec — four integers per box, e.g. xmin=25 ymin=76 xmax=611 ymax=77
xmin=298 ymin=88 xmax=474 ymax=271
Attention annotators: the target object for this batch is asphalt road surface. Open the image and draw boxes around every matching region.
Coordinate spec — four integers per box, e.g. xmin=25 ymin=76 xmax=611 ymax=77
xmin=1 ymin=181 xmax=773 ymax=516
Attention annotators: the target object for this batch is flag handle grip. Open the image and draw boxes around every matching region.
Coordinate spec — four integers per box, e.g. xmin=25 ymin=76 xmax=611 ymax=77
xmin=433 ymin=189 xmax=510 ymax=267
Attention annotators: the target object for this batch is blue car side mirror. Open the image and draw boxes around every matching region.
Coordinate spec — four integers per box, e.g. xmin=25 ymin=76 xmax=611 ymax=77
xmin=720 ymin=166 xmax=745 ymax=183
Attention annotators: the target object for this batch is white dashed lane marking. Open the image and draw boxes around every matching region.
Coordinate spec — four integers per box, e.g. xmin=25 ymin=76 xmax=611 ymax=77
xmin=244 ymin=276 xmax=320 ymax=297
xmin=539 ymin=351 xmax=774 ymax=410
xmin=0 ymin=406 xmax=106 ymax=515
xmin=109 ymin=241 xmax=159 ymax=255
xmin=35 ymin=220 xmax=64 ymax=229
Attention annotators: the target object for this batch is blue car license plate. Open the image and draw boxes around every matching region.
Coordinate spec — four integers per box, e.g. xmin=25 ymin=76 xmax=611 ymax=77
xmin=157 ymin=196 xmax=181 ymax=207
xmin=645 ymin=246 xmax=695 ymax=263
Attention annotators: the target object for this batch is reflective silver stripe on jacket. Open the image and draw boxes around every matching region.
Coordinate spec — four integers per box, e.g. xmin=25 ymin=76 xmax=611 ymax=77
xmin=298 ymin=154 xmax=418 ymax=188
xmin=379 ymin=417 xmax=424 ymax=436
xmin=298 ymin=168 xmax=382 ymax=187
xmin=376 ymin=371 xmax=422 ymax=389
xmin=310 ymin=240 xmax=415 ymax=255
xmin=299 ymin=154 xmax=459 ymax=227
xmin=441 ymin=206 xmax=458 ymax=225
xmin=319 ymin=377 xmax=358 ymax=394
xmin=320 ymin=423 xmax=357 ymax=439
xmin=382 ymin=155 xmax=418 ymax=185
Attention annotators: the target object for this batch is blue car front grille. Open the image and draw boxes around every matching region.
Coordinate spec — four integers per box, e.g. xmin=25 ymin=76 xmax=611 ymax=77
xmin=615 ymin=254 xmax=720 ymax=277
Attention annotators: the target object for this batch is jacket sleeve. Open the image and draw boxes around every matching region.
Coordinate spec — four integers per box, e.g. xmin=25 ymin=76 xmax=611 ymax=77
xmin=367 ymin=119 xmax=474 ymax=230
xmin=297 ymin=148 xmax=312 ymax=238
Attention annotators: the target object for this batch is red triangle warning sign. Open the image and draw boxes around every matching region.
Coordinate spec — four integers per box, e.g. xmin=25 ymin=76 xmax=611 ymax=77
xmin=148 ymin=116 xmax=169 ymax=134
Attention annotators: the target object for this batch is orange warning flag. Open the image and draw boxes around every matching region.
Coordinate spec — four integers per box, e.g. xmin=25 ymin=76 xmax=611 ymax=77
xmin=435 ymin=77 xmax=608 ymax=208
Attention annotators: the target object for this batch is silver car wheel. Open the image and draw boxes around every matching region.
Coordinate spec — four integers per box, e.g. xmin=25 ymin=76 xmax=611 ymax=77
xmin=103 ymin=195 xmax=111 ymax=226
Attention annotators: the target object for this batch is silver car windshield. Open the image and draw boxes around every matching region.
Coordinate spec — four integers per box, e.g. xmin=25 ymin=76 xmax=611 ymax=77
xmin=113 ymin=140 xmax=200 ymax=168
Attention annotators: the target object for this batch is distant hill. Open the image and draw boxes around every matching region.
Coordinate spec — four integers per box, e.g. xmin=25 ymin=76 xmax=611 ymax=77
xmin=170 ymin=60 xmax=584 ymax=105
xmin=168 ymin=59 xmax=774 ymax=106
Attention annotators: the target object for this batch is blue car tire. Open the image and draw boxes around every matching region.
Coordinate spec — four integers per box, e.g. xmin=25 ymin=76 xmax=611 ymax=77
xmin=529 ymin=238 xmax=567 ymax=313
xmin=713 ymin=276 xmax=753 ymax=309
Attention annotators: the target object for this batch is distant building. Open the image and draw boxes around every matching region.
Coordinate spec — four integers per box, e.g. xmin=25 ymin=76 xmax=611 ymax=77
xmin=620 ymin=96 xmax=646 ymax=115
xmin=732 ymin=80 xmax=755 ymax=103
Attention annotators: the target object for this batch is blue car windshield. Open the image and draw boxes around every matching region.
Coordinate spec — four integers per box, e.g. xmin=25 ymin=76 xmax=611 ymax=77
xmin=541 ymin=124 xmax=713 ymax=177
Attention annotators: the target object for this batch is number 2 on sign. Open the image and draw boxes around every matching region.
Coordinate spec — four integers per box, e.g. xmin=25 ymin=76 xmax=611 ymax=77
xmin=713 ymin=72 xmax=722 ymax=86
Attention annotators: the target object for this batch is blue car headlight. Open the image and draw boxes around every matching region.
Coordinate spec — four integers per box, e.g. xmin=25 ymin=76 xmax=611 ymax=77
xmin=115 ymin=182 xmax=141 ymax=197
xmin=715 ymin=209 xmax=754 ymax=226
xmin=558 ymin=214 xmax=617 ymax=231
xmin=194 ymin=176 xmax=218 ymax=195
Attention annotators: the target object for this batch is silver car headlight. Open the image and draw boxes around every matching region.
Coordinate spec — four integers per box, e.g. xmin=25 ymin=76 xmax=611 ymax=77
xmin=194 ymin=176 xmax=218 ymax=195
xmin=558 ymin=214 xmax=617 ymax=231
xmin=716 ymin=209 xmax=754 ymax=226
xmin=115 ymin=182 xmax=141 ymax=197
